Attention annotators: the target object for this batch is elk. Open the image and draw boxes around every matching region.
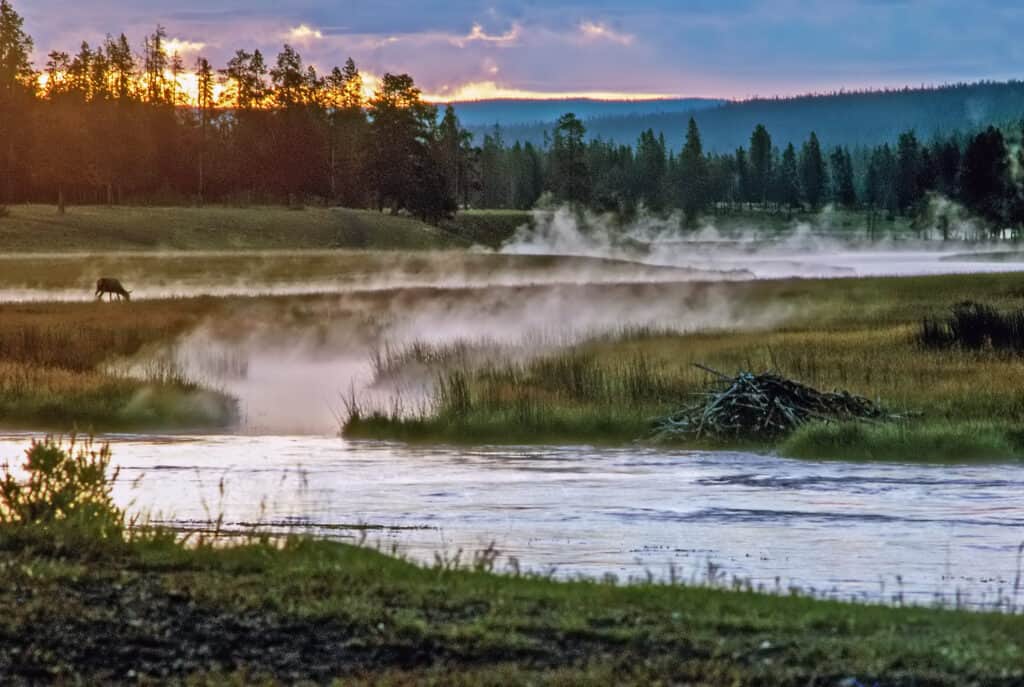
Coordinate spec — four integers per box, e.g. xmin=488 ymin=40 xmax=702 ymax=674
xmin=95 ymin=277 xmax=132 ymax=302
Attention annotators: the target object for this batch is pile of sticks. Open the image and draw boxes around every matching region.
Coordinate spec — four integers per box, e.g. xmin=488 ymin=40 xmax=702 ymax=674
xmin=651 ymin=364 xmax=888 ymax=441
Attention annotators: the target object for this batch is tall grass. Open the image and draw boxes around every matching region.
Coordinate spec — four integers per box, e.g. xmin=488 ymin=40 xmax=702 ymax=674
xmin=919 ymin=301 xmax=1024 ymax=352
xmin=0 ymin=301 xmax=237 ymax=429
xmin=346 ymin=347 xmax=695 ymax=443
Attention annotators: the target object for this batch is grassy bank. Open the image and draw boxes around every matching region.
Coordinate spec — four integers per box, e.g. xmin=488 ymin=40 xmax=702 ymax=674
xmin=0 ymin=299 xmax=236 ymax=430
xmin=7 ymin=537 xmax=1023 ymax=685
xmin=2 ymin=440 xmax=1022 ymax=685
xmin=0 ymin=204 xmax=467 ymax=251
xmin=345 ymin=271 xmax=1024 ymax=461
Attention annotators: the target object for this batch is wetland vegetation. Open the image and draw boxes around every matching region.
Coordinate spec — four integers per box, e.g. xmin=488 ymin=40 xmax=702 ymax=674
xmin=346 ymin=271 xmax=1024 ymax=461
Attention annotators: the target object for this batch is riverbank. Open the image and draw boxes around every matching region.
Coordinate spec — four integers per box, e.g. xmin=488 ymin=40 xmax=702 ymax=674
xmin=345 ymin=271 xmax=1024 ymax=461
xmin=5 ymin=536 xmax=1022 ymax=685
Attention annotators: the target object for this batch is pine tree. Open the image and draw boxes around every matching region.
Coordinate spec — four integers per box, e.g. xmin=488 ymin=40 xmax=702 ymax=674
xmin=895 ymin=131 xmax=922 ymax=213
xmin=734 ymin=147 xmax=750 ymax=207
xmin=960 ymin=126 xmax=1010 ymax=229
xmin=550 ymin=113 xmax=590 ymax=206
xmin=829 ymin=147 xmax=857 ymax=208
xmin=679 ymin=117 xmax=708 ymax=223
xmin=799 ymin=131 xmax=826 ymax=210
xmin=195 ymin=57 xmax=215 ymax=205
xmin=778 ymin=143 xmax=801 ymax=210
xmin=0 ymin=0 xmax=35 ymax=203
xmin=634 ymin=129 xmax=666 ymax=211
xmin=326 ymin=58 xmax=369 ymax=206
xmin=749 ymin=124 xmax=772 ymax=206
xmin=0 ymin=0 xmax=34 ymax=94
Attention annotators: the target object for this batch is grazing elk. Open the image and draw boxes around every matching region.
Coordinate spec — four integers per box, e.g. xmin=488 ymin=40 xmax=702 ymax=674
xmin=95 ymin=277 xmax=132 ymax=301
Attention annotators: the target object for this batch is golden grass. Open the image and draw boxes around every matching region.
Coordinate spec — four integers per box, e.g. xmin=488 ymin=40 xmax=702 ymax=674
xmin=0 ymin=299 xmax=236 ymax=429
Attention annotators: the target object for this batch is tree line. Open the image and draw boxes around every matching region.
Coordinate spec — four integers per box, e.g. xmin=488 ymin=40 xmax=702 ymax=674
xmin=0 ymin=1 xmax=467 ymax=219
xmin=475 ymin=112 xmax=1024 ymax=232
xmin=1 ymin=0 xmax=1022 ymax=233
xmin=485 ymin=81 xmax=1024 ymax=154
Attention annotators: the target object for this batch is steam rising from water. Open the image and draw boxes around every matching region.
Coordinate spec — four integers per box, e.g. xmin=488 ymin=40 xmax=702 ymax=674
xmin=159 ymin=279 xmax=792 ymax=434
xmin=500 ymin=202 xmax=1024 ymax=278
xmin=19 ymin=203 xmax=1024 ymax=434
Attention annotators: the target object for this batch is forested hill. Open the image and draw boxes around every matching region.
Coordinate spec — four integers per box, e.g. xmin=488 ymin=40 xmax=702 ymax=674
xmin=451 ymin=97 xmax=724 ymax=129
xmin=485 ymin=81 xmax=1024 ymax=152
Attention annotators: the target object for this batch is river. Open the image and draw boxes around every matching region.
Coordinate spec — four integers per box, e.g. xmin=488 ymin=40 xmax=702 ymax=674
xmin=2 ymin=433 xmax=1020 ymax=610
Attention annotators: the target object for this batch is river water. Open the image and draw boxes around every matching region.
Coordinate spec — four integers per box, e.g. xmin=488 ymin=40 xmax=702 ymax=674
xmin=2 ymin=432 xmax=1020 ymax=610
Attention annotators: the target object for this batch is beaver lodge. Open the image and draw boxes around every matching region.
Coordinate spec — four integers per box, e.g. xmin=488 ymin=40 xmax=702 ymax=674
xmin=651 ymin=365 xmax=891 ymax=441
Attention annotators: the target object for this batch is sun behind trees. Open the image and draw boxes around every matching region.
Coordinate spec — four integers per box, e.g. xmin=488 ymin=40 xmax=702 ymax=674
xmin=0 ymin=1 xmax=462 ymax=220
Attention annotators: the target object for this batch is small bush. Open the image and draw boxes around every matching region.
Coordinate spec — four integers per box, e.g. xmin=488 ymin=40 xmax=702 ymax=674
xmin=919 ymin=301 xmax=1024 ymax=352
xmin=0 ymin=437 xmax=125 ymax=553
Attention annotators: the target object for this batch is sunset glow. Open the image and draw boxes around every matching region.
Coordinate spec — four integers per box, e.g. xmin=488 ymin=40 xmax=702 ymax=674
xmin=421 ymin=81 xmax=678 ymax=103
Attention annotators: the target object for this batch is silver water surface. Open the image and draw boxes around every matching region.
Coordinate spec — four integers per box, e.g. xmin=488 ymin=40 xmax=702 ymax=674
xmin=2 ymin=433 xmax=1021 ymax=609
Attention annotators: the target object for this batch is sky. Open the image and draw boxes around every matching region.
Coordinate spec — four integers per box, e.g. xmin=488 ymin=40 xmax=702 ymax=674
xmin=17 ymin=0 xmax=1024 ymax=101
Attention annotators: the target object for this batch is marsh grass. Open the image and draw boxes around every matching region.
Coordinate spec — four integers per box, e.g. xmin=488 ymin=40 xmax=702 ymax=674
xmin=347 ymin=272 xmax=1024 ymax=459
xmin=0 ymin=300 xmax=237 ymax=429
xmin=782 ymin=420 xmax=1024 ymax=462
xmin=920 ymin=301 xmax=1024 ymax=352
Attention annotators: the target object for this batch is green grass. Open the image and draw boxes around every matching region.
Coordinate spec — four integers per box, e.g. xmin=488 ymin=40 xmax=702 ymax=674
xmin=782 ymin=420 xmax=1024 ymax=462
xmin=443 ymin=209 xmax=533 ymax=247
xmin=5 ymin=533 xmax=1023 ymax=685
xmin=0 ymin=204 xmax=467 ymax=251
xmin=0 ymin=299 xmax=237 ymax=431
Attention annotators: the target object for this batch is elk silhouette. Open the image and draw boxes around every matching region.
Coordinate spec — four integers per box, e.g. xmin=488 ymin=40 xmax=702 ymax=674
xmin=95 ymin=277 xmax=132 ymax=301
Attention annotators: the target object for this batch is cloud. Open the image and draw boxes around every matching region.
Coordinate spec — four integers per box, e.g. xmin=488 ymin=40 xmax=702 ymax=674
xmin=163 ymin=38 xmax=207 ymax=56
xmin=286 ymin=24 xmax=324 ymax=42
xmin=458 ymin=22 xmax=521 ymax=47
xmin=578 ymin=21 xmax=634 ymax=46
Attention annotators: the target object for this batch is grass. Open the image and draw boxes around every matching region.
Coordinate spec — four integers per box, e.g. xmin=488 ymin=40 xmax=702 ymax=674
xmin=0 ymin=204 xmax=468 ymax=251
xmin=0 ymin=249 xmax=696 ymax=294
xmin=2 ymin=439 xmax=1023 ymax=684
xmin=0 ymin=299 xmax=237 ymax=430
xmin=442 ymin=209 xmax=533 ymax=247
xmin=345 ymin=271 xmax=1024 ymax=461
xmin=782 ymin=420 xmax=1024 ymax=462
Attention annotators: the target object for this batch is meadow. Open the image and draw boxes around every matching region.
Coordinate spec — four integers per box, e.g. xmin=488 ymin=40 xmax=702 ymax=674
xmin=0 ymin=204 xmax=476 ymax=251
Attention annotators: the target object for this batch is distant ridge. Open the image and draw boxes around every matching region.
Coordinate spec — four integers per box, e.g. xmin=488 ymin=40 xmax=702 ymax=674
xmin=450 ymin=97 xmax=725 ymax=129
xmin=466 ymin=81 xmax=1024 ymax=152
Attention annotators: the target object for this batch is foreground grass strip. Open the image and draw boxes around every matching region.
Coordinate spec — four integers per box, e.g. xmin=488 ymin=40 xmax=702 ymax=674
xmin=3 ymin=539 xmax=1024 ymax=685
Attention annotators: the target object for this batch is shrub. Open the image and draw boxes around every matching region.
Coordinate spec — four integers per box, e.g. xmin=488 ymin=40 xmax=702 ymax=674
xmin=0 ymin=437 xmax=125 ymax=553
xmin=918 ymin=301 xmax=1024 ymax=352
